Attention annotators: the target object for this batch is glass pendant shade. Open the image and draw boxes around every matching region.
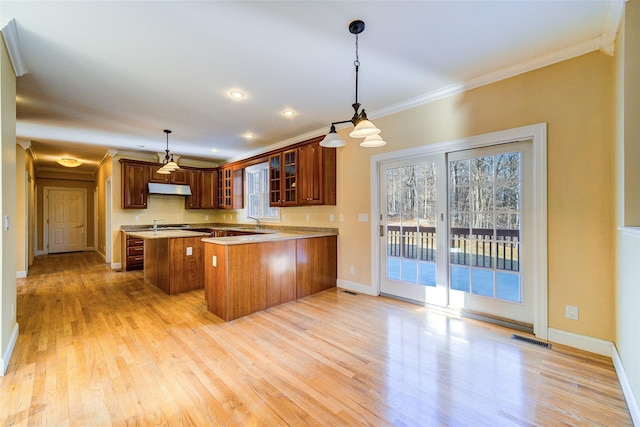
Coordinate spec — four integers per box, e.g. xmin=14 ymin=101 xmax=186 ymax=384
xmin=360 ymin=134 xmax=387 ymax=147
xmin=156 ymin=166 xmax=171 ymax=175
xmin=320 ymin=127 xmax=346 ymax=148
xmin=349 ymin=119 xmax=381 ymax=138
xmin=164 ymin=160 xmax=180 ymax=170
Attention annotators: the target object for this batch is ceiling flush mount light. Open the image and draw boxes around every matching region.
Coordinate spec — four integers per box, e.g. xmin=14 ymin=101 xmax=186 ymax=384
xmin=243 ymin=132 xmax=256 ymax=139
xmin=57 ymin=158 xmax=82 ymax=168
xmin=157 ymin=129 xmax=180 ymax=175
xmin=229 ymin=90 xmax=245 ymax=99
xmin=282 ymin=110 xmax=295 ymax=117
xmin=320 ymin=20 xmax=386 ymax=148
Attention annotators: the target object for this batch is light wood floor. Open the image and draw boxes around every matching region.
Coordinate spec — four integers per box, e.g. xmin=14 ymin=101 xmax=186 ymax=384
xmin=1 ymin=252 xmax=632 ymax=426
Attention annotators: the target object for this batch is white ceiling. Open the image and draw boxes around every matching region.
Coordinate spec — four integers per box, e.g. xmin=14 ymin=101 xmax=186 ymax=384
xmin=1 ymin=1 xmax=624 ymax=174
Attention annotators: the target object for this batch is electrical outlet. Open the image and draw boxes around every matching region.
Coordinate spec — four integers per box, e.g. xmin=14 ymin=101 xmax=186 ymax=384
xmin=566 ymin=304 xmax=579 ymax=320
xmin=329 ymin=214 xmax=334 ymax=222
xmin=306 ymin=214 xmax=310 ymax=222
xmin=349 ymin=266 xmax=355 ymax=275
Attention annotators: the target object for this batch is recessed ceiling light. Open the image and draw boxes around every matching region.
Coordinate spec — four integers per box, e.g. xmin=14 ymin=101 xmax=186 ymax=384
xmin=243 ymin=133 xmax=256 ymax=139
xmin=210 ymin=148 xmax=218 ymax=153
xmin=229 ymin=90 xmax=245 ymax=99
xmin=282 ymin=110 xmax=295 ymax=117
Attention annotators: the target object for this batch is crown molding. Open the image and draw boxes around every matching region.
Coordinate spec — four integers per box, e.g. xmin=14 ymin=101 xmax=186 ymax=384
xmin=16 ymin=138 xmax=30 ymax=151
xmin=600 ymin=0 xmax=627 ymax=56
xmin=1 ymin=19 xmax=28 ymax=76
xmin=370 ymin=37 xmax=603 ymax=121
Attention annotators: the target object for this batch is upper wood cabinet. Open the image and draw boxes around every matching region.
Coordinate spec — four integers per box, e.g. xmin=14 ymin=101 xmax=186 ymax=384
xmin=269 ymin=149 xmax=298 ymax=207
xmin=185 ymin=169 xmax=216 ymax=210
xmin=120 ymin=160 xmax=148 ymax=209
xmin=298 ymin=139 xmax=336 ymax=205
xmin=216 ymin=166 xmax=243 ymax=209
xmin=148 ymin=165 xmax=189 ymax=184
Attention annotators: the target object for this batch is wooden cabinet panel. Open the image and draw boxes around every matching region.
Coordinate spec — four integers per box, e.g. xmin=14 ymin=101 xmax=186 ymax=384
xmin=298 ymin=140 xmax=336 ymax=205
xmin=185 ymin=170 xmax=202 ymax=209
xmin=296 ymin=236 xmax=338 ymax=298
xmin=169 ymin=237 xmax=204 ymax=294
xmin=228 ymin=244 xmax=267 ymax=319
xmin=120 ymin=160 xmax=148 ymax=209
xmin=265 ymin=240 xmax=297 ymax=308
xmin=204 ymin=243 xmax=228 ymax=320
xmin=200 ymin=169 xmax=217 ymax=209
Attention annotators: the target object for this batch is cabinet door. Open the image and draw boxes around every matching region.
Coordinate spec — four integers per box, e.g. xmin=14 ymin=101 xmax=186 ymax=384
xmin=121 ymin=161 xmax=148 ymax=209
xmin=169 ymin=168 xmax=189 ymax=184
xmin=299 ymin=141 xmax=323 ymax=205
xmin=148 ymin=164 xmax=170 ymax=183
xmin=269 ymin=150 xmax=297 ymax=206
xmin=185 ymin=170 xmax=201 ymax=209
xmin=217 ymin=167 xmax=233 ymax=209
xmin=200 ymin=169 xmax=217 ymax=209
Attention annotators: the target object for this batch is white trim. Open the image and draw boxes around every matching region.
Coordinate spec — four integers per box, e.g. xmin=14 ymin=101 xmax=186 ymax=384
xmin=111 ymin=262 xmax=122 ymax=270
xmin=16 ymin=271 xmax=26 ymax=278
xmin=599 ymin=0 xmax=627 ymax=56
xmin=337 ymin=279 xmax=377 ymax=296
xmin=370 ymin=123 xmax=548 ymax=340
xmin=0 ymin=19 xmax=28 ymax=76
xmin=612 ymin=345 xmax=640 ymax=426
xmin=0 ymin=323 xmax=19 ymax=376
xmin=547 ymin=328 xmax=614 ymax=357
xmin=618 ymin=226 xmax=640 ymax=239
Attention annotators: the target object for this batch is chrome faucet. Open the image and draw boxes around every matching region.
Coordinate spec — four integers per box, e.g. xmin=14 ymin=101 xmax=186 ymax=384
xmin=153 ymin=218 xmax=164 ymax=232
xmin=247 ymin=216 xmax=261 ymax=229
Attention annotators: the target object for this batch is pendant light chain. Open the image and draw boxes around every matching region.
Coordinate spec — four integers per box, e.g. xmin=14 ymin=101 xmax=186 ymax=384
xmin=353 ymin=32 xmax=361 ymax=118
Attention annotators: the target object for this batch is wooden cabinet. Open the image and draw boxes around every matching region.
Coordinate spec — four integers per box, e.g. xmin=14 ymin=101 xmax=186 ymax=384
xmin=148 ymin=165 xmax=189 ymax=184
xmin=298 ymin=140 xmax=336 ymax=205
xmin=145 ymin=237 xmax=204 ymax=295
xmin=269 ymin=149 xmax=298 ymax=207
xmin=200 ymin=169 xmax=217 ymax=209
xmin=217 ymin=167 xmax=243 ymax=209
xmin=186 ymin=169 xmax=217 ymax=209
xmin=121 ymin=232 xmax=144 ymax=271
xmin=120 ymin=160 xmax=148 ymax=209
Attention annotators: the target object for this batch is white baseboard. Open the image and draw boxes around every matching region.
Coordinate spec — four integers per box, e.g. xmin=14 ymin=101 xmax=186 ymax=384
xmin=111 ymin=262 xmax=122 ymax=270
xmin=547 ymin=327 xmax=614 ymax=357
xmin=612 ymin=345 xmax=640 ymax=426
xmin=36 ymin=250 xmax=44 ymax=256
xmin=336 ymin=279 xmax=377 ymax=296
xmin=1 ymin=323 xmax=19 ymax=376
xmin=16 ymin=270 xmax=26 ymax=278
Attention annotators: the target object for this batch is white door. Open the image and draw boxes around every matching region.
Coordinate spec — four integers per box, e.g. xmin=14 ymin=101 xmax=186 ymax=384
xmin=379 ymin=154 xmax=448 ymax=306
xmin=447 ymin=142 xmax=533 ymax=324
xmin=48 ymin=189 xmax=85 ymax=253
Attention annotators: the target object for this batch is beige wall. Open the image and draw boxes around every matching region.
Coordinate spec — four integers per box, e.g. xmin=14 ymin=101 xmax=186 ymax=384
xmin=0 ymin=34 xmax=17 ymax=372
xmin=615 ymin=1 xmax=640 ymax=416
xmin=15 ymin=146 xmax=26 ymax=275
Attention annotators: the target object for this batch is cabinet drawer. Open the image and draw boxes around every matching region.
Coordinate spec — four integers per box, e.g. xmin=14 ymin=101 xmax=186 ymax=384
xmin=127 ymin=237 xmax=144 ymax=247
xmin=127 ymin=255 xmax=144 ymax=266
xmin=127 ymin=246 xmax=144 ymax=256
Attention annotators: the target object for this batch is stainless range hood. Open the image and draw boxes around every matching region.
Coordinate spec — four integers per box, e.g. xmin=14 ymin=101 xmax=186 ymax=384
xmin=147 ymin=183 xmax=192 ymax=196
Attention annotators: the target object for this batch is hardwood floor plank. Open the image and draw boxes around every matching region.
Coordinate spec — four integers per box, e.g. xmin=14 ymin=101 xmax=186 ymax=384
xmin=0 ymin=252 xmax=633 ymax=426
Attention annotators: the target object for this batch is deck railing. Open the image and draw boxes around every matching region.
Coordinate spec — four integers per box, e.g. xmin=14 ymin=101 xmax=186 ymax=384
xmin=386 ymin=225 xmax=519 ymax=271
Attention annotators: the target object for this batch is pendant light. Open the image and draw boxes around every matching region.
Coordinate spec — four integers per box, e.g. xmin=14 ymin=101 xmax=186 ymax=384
xmin=157 ymin=129 xmax=180 ymax=174
xmin=320 ymin=20 xmax=386 ymax=148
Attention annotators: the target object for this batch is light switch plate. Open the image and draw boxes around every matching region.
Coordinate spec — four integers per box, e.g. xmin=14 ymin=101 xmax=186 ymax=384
xmin=358 ymin=213 xmax=368 ymax=222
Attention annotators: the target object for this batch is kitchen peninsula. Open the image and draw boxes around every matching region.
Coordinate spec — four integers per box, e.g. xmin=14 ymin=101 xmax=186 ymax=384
xmin=202 ymin=229 xmax=337 ymax=322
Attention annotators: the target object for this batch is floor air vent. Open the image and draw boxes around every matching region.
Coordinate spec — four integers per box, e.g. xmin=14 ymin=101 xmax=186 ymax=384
xmin=342 ymin=290 xmax=358 ymax=296
xmin=511 ymin=334 xmax=552 ymax=349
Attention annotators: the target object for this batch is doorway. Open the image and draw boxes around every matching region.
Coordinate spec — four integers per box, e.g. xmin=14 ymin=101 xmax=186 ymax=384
xmin=45 ymin=188 xmax=86 ymax=254
xmin=372 ymin=124 xmax=547 ymax=338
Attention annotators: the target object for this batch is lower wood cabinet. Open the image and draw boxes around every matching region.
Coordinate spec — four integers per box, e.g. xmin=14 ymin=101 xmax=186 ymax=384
xmin=204 ymin=236 xmax=336 ymax=321
xmin=121 ymin=232 xmax=144 ymax=271
xmin=145 ymin=237 xmax=204 ymax=295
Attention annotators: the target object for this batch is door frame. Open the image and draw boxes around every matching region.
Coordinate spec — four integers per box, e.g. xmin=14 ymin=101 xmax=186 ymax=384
xmin=369 ymin=123 xmax=548 ymax=339
xmin=43 ymin=186 xmax=88 ymax=255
